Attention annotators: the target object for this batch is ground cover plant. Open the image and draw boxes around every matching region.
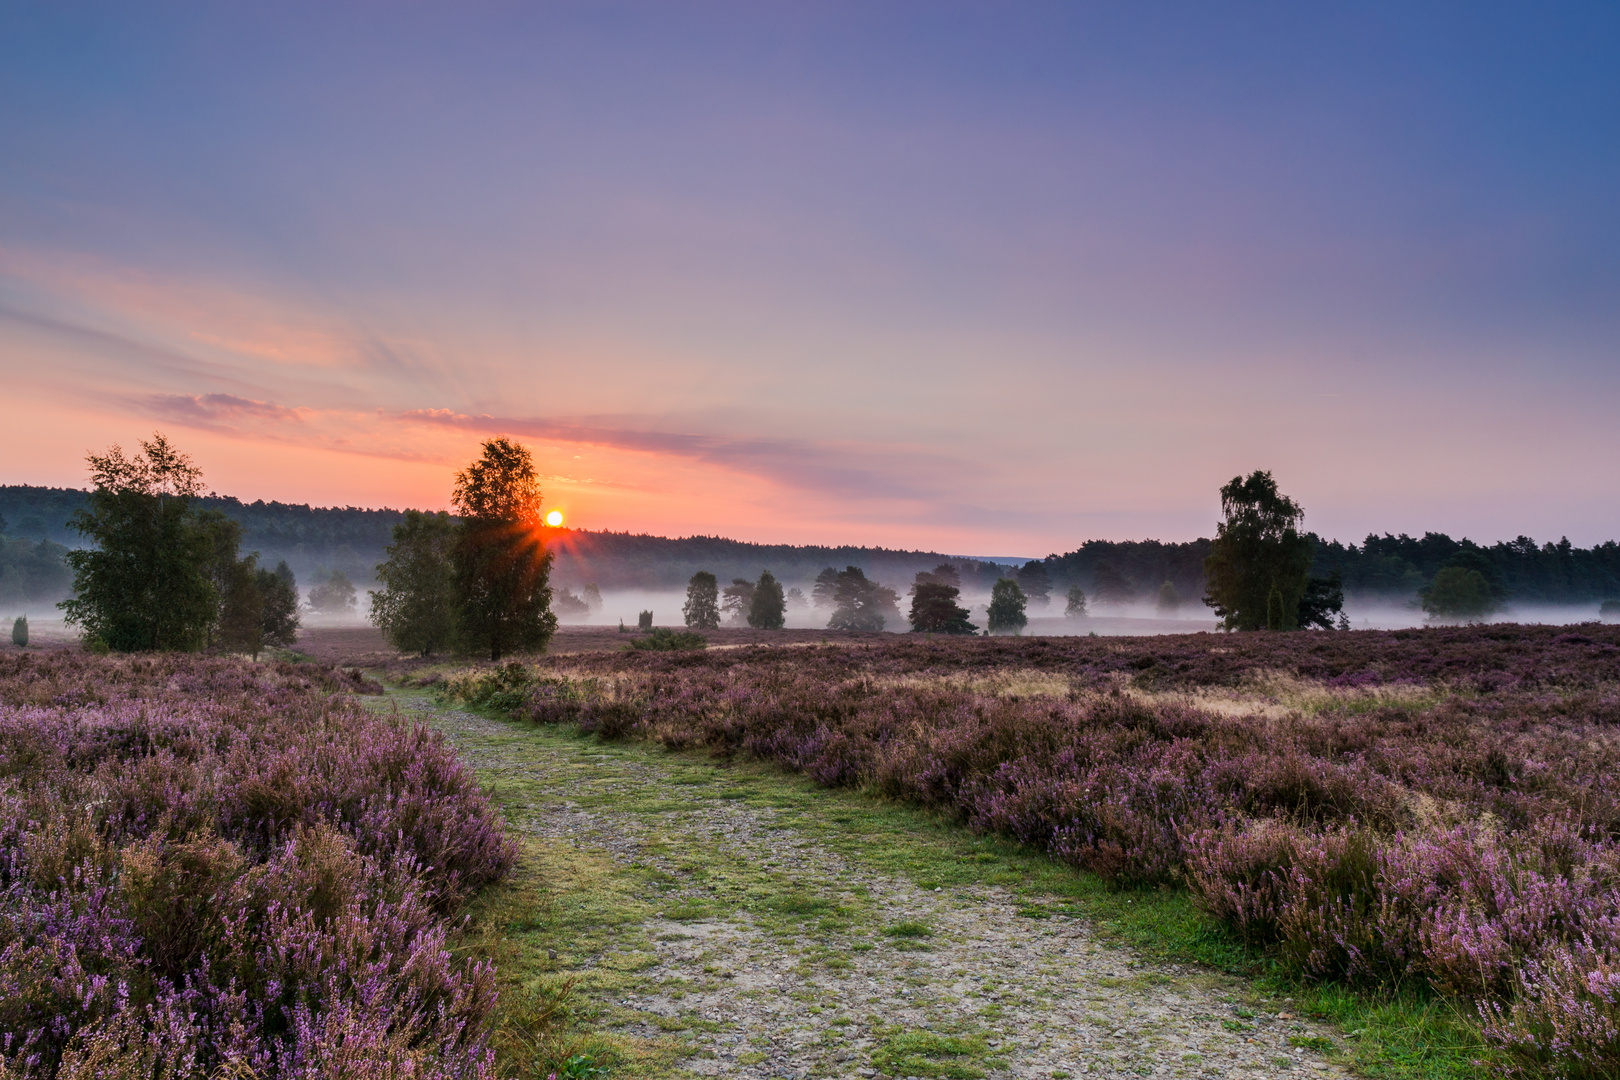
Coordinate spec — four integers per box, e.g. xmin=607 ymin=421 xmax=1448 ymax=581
xmin=0 ymin=652 xmax=515 ymax=1078
xmin=435 ymin=623 xmax=1620 ymax=1078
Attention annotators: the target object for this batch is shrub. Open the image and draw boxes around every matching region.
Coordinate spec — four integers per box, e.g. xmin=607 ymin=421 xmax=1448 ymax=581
xmin=629 ymin=627 xmax=707 ymax=652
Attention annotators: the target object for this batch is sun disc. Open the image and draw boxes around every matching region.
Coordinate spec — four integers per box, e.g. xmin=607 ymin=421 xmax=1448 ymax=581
xmin=545 ymin=509 xmax=564 ymax=527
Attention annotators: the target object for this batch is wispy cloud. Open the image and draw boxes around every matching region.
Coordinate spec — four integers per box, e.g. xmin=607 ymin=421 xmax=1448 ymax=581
xmin=149 ymin=392 xmax=303 ymax=424
xmin=398 ymin=408 xmax=975 ymax=505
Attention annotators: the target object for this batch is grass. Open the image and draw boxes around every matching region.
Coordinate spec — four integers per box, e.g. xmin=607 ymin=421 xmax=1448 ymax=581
xmin=376 ymin=680 xmax=1496 ymax=1080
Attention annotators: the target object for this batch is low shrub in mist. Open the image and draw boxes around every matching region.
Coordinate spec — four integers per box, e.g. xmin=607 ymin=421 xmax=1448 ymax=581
xmin=0 ymin=652 xmax=514 ymax=1078
xmin=454 ymin=624 xmax=1620 ymax=1076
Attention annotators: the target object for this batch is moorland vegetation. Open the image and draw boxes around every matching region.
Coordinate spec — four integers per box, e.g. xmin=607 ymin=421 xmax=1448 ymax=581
xmin=436 ymin=622 xmax=1620 ymax=1078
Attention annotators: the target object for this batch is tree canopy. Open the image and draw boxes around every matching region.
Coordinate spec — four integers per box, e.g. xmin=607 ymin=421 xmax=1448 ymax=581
xmin=683 ymin=571 xmax=721 ymax=629
xmin=450 ymin=438 xmax=556 ymax=660
xmin=987 ymin=578 xmax=1028 ymax=635
xmin=1203 ymin=470 xmax=1316 ymax=631
xmin=825 ymin=566 xmax=896 ymax=631
xmin=908 ymin=575 xmax=977 ymax=634
xmin=748 ymin=569 xmax=786 ymax=629
xmin=369 ymin=510 xmax=456 ymax=656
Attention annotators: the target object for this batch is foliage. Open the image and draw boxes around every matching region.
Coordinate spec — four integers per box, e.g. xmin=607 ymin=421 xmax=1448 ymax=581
xmin=59 ymin=435 xmax=221 ymax=652
xmin=986 ymin=578 xmax=1027 ymax=635
xmin=451 ymin=438 xmax=557 ymax=661
xmin=637 ymin=610 xmax=653 ymax=631
xmin=1422 ymin=567 xmax=1496 ymax=621
xmin=370 ymin=510 xmax=456 ymax=655
xmin=908 ymin=575 xmax=977 ymax=634
xmin=10 ymin=616 xmax=25 ymax=647
xmin=307 ymin=568 xmax=359 ymax=613
xmin=748 ymin=569 xmax=786 ymax=629
xmin=1091 ymin=562 xmax=1135 ymax=605
xmin=479 ymin=622 xmax=1620 ymax=1078
xmin=721 ymin=577 xmax=755 ymax=625
xmin=0 ymin=652 xmax=513 ymax=1077
xmin=1014 ymin=561 xmax=1051 ymax=607
xmin=1297 ymin=571 xmax=1347 ymax=630
xmin=825 ymin=566 xmax=898 ymax=631
xmin=553 ymin=587 xmax=591 ymax=621
xmin=1155 ymin=580 xmax=1181 ymax=612
xmin=215 ymin=552 xmax=264 ymax=657
xmin=256 ymin=560 xmax=300 ymax=647
xmin=785 ymin=586 xmax=807 ymax=610
xmin=1064 ymin=585 xmax=1088 ymax=619
xmin=1204 ymin=470 xmax=1315 ymax=631
xmin=628 ymin=627 xmax=708 ymax=651
xmin=683 ymin=571 xmax=721 ymax=629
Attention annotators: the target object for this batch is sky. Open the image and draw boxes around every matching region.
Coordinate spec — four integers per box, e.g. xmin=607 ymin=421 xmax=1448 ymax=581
xmin=2 ymin=2 xmax=1617 ymax=555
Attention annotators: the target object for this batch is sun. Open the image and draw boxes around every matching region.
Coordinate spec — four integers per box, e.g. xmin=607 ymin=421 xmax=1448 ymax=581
xmin=544 ymin=509 xmax=564 ymax=527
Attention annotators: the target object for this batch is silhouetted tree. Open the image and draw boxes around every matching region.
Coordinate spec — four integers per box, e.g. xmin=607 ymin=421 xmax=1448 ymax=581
xmin=1203 ymin=470 xmax=1315 ymax=631
xmin=1092 ymin=563 xmax=1135 ymax=606
xmin=1422 ymin=567 xmax=1495 ymax=621
xmin=60 ymin=434 xmax=219 ymax=652
xmin=369 ymin=510 xmax=454 ymax=655
xmin=1015 ymin=561 xmax=1051 ymax=607
xmin=307 ymin=570 xmax=358 ymax=614
xmin=827 ymin=566 xmax=894 ymax=631
xmin=748 ymin=569 xmax=786 ymax=629
xmin=812 ymin=567 xmax=839 ymax=609
xmin=583 ymin=583 xmax=603 ymax=613
xmin=722 ymin=578 xmax=755 ymax=625
xmin=785 ymin=586 xmax=808 ymax=611
xmin=987 ymin=579 xmax=1028 ymax=635
xmin=217 ymin=554 xmax=264 ymax=658
xmin=1297 ymin=571 xmax=1347 ymax=631
xmin=1155 ymin=580 xmax=1181 ymax=613
xmin=684 ymin=570 xmax=721 ymax=629
xmin=638 ymin=610 xmax=654 ymax=631
xmin=1064 ymin=585 xmax=1088 ymax=619
xmin=450 ymin=437 xmax=556 ymax=660
xmin=908 ymin=574 xmax=976 ymax=634
xmin=11 ymin=616 xmax=26 ymax=647
xmin=257 ymin=560 xmax=301 ymax=648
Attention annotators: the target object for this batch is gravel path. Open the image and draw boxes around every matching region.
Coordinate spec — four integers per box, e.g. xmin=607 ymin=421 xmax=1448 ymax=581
xmin=399 ymin=696 xmax=1350 ymax=1080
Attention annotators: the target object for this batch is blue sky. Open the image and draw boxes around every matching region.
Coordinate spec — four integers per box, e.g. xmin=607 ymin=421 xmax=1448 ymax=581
xmin=2 ymin=2 xmax=1617 ymax=550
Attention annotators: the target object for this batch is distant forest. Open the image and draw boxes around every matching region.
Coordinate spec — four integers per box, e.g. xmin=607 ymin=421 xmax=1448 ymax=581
xmin=3 ymin=484 xmax=1617 ymax=609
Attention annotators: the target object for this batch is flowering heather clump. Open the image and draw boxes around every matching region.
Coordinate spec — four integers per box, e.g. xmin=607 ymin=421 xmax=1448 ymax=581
xmin=0 ymin=652 xmax=514 ymax=1078
xmin=454 ymin=623 xmax=1620 ymax=1076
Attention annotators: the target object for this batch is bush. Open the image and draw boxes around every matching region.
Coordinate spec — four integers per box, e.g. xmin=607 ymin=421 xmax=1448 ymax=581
xmin=629 ymin=627 xmax=707 ymax=651
xmin=9 ymin=616 xmax=24 ymax=647
xmin=0 ymin=653 xmax=514 ymax=1077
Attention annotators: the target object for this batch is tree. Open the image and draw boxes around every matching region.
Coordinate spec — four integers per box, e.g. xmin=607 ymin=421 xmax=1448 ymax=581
xmin=1422 ymin=567 xmax=1495 ymax=621
xmin=721 ymin=578 xmax=756 ymax=625
xmin=748 ymin=570 xmax=786 ymax=629
xmin=1297 ymin=571 xmax=1347 ymax=630
xmin=307 ymin=570 xmax=358 ymax=614
xmin=60 ymin=434 xmax=219 ymax=652
xmin=827 ymin=567 xmax=895 ymax=631
xmin=257 ymin=560 xmax=300 ymax=648
xmin=1015 ymin=561 xmax=1052 ymax=607
xmin=450 ymin=437 xmax=557 ymax=661
xmin=1092 ymin=563 xmax=1135 ymax=606
xmin=684 ymin=571 xmax=721 ymax=629
xmin=11 ymin=616 xmax=26 ymax=647
xmin=638 ymin=610 xmax=653 ymax=631
xmin=785 ymin=587 xmax=808 ymax=611
xmin=1064 ymin=585 xmax=1088 ymax=619
xmin=908 ymin=574 xmax=976 ymax=634
xmin=987 ymin=579 xmax=1028 ymax=635
xmin=554 ymin=588 xmax=591 ymax=620
xmin=812 ymin=567 xmax=840 ymax=609
xmin=1155 ymin=581 xmax=1181 ymax=613
xmin=369 ymin=510 xmax=456 ymax=656
xmin=583 ymin=583 xmax=603 ymax=613
xmin=1203 ymin=470 xmax=1315 ymax=631
xmin=216 ymin=554 xmax=264 ymax=658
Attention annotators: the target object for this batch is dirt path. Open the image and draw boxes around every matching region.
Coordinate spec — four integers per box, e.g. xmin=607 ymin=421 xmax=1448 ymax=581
xmin=387 ymin=690 xmax=1350 ymax=1080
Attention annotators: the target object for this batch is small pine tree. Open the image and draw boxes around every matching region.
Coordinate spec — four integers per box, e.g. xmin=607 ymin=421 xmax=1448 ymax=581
xmin=1265 ymin=584 xmax=1285 ymax=630
xmin=748 ymin=570 xmax=786 ymax=629
xmin=683 ymin=571 xmax=721 ymax=629
xmin=908 ymin=578 xmax=976 ymax=634
xmin=987 ymin=579 xmax=1028 ymax=635
xmin=11 ymin=616 xmax=26 ymax=648
xmin=638 ymin=610 xmax=653 ymax=631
